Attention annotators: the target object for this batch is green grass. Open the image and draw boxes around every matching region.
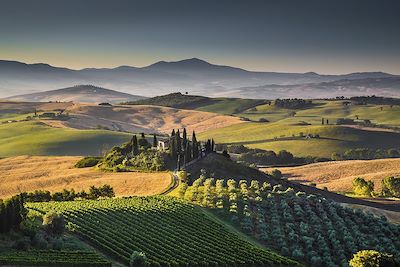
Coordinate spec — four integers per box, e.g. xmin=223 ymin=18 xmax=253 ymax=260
xmin=198 ymin=100 xmax=400 ymax=158
xmin=196 ymin=98 xmax=266 ymax=115
xmin=0 ymin=121 xmax=131 ymax=157
xmin=199 ymin=121 xmax=400 ymax=158
xmin=27 ymin=196 xmax=299 ymax=266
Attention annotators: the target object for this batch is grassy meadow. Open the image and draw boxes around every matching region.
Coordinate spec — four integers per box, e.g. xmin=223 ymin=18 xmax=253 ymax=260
xmin=0 ymin=121 xmax=132 ymax=157
xmin=199 ymin=100 xmax=400 ymax=158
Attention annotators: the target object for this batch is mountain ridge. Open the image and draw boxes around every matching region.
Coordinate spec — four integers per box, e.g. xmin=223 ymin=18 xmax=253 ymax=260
xmin=0 ymin=58 xmax=399 ymax=99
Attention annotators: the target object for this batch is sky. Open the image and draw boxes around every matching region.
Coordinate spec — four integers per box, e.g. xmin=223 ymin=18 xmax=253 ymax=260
xmin=0 ymin=0 xmax=399 ymax=74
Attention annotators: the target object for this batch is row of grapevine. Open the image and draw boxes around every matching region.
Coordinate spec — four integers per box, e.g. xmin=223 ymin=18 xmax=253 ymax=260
xmin=179 ymin=178 xmax=400 ymax=267
xmin=27 ymin=196 xmax=299 ymax=267
xmin=0 ymin=250 xmax=111 ymax=267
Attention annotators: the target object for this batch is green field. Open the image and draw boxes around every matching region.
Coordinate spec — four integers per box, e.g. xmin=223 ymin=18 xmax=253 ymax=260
xmin=27 ymin=196 xmax=299 ymax=266
xmin=199 ymin=100 xmax=400 ymax=158
xmin=0 ymin=121 xmax=131 ymax=157
xmin=195 ymin=97 xmax=267 ymax=115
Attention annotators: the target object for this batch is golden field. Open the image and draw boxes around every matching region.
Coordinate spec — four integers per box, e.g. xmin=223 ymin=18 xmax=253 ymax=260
xmin=0 ymin=156 xmax=172 ymax=199
xmin=262 ymin=158 xmax=400 ymax=192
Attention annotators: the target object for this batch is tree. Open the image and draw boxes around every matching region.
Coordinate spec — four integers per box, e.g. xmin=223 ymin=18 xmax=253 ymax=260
xmin=132 ymin=135 xmax=139 ymax=155
xmin=176 ymin=129 xmax=182 ymax=154
xmin=153 ymin=134 xmax=157 ymax=148
xmin=192 ymin=131 xmax=199 ymax=159
xmin=182 ymin=128 xmax=187 ymax=151
xmin=277 ymin=150 xmax=294 ymax=164
xmin=271 ymin=169 xmax=282 ymax=179
xmin=211 ymin=139 xmax=215 ymax=152
xmin=171 ymin=129 xmax=175 ymax=137
xmin=381 ymin=176 xmax=400 ymax=197
xmin=349 ymin=250 xmax=397 ymax=267
xmin=130 ymin=251 xmax=147 ymax=267
xmin=42 ymin=211 xmax=65 ymax=236
xmin=352 ymin=177 xmax=374 ymax=197
xmin=138 ymin=134 xmax=149 ymax=148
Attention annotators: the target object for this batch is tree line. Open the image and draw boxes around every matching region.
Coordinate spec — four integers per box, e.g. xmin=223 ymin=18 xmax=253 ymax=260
xmin=0 ymin=195 xmax=25 ymax=233
xmin=21 ymin=185 xmax=115 ymax=202
xmin=352 ymin=176 xmax=400 ymax=197
xmin=332 ymin=148 xmax=400 ymax=160
xmin=275 ymin=98 xmax=313 ymax=109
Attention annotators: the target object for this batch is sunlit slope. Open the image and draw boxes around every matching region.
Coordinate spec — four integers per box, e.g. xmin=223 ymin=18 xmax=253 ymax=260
xmin=0 ymin=121 xmax=131 ymax=157
xmin=0 ymin=156 xmax=171 ymax=199
xmin=238 ymin=100 xmax=400 ymax=126
xmin=199 ymin=121 xmax=400 ymax=157
xmin=262 ymin=158 xmax=400 ymax=192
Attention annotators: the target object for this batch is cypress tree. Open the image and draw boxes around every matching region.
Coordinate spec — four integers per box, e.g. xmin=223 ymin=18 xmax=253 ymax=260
xmin=211 ymin=139 xmax=215 ymax=152
xmin=176 ymin=129 xmax=182 ymax=154
xmin=185 ymin=141 xmax=192 ymax=163
xmin=171 ymin=129 xmax=175 ymax=137
xmin=132 ymin=135 xmax=139 ymax=155
xmin=182 ymin=128 xmax=187 ymax=151
xmin=153 ymin=134 xmax=157 ymax=147
xmin=170 ymin=135 xmax=177 ymax=159
xmin=192 ymin=131 xmax=198 ymax=159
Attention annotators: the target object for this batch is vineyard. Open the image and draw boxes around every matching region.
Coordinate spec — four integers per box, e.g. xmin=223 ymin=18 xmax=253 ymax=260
xmin=178 ymin=178 xmax=400 ymax=267
xmin=27 ymin=196 xmax=299 ymax=267
xmin=0 ymin=250 xmax=111 ymax=267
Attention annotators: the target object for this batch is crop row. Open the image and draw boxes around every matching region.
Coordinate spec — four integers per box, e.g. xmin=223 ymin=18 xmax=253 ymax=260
xmin=0 ymin=250 xmax=111 ymax=267
xmin=27 ymin=196 xmax=299 ymax=267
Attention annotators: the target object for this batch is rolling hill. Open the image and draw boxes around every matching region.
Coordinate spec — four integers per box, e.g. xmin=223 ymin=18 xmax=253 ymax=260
xmin=127 ymin=92 xmax=268 ymax=114
xmin=0 ymin=121 xmax=132 ymax=157
xmin=1 ymin=58 xmax=398 ymax=99
xmin=261 ymin=158 xmax=400 ymax=193
xmin=0 ymin=156 xmax=172 ymax=199
xmin=51 ymin=103 xmax=243 ymax=134
xmin=6 ymin=85 xmax=145 ymax=103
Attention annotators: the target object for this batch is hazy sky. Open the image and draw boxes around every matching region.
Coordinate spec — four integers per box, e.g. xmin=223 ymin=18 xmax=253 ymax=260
xmin=1 ymin=0 xmax=399 ymax=74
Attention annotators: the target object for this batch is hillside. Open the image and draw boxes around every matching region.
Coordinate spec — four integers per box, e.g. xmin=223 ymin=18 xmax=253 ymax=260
xmin=27 ymin=196 xmax=299 ymax=266
xmin=185 ymin=153 xmax=271 ymax=182
xmin=58 ymin=103 xmax=243 ymax=134
xmin=6 ymin=85 xmax=145 ymax=103
xmin=0 ymin=156 xmax=171 ymax=199
xmin=0 ymin=121 xmax=132 ymax=157
xmin=262 ymin=158 xmax=400 ymax=192
xmin=199 ymin=99 xmax=400 ymax=158
xmin=199 ymin=122 xmax=400 ymax=158
xmin=127 ymin=92 xmax=267 ymax=115
xmin=1 ymin=58 xmax=398 ymax=99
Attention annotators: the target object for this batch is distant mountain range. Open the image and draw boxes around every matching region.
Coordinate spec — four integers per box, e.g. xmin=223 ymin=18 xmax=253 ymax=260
xmin=0 ymin=58 xmax=399 ymax=99
xmin=6 ymin=85 xmax=145 ymax=103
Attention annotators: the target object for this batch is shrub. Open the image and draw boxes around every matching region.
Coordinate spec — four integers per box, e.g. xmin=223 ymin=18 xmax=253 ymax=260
xmin=352 ymin=177 xmax=374 ymax=197
xmin=381 ymin=176 xmax=400 ymax=197
xmin=42 ymin=212 xmax=65 ymax=236
xmin=74 ymin=156 xmax=101 ymax=168
xmin=271 ymin=169 xmax=282 ymax=179
xmin=349 ymin=250 xmax=397 ymax=267
xmin=130 ymin=251 xmax=147 ymax=267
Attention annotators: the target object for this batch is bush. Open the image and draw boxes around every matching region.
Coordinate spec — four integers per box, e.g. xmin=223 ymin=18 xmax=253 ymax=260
xmin=352 ymin=177 xmax=374 ymax=197
xmin=42 ymin=212 xmax=65 ymax=236
xmin=271 ymin=169 xmax=282 ymax=179
xmin=74 ymin=156 xmax=101 ymax=168
xmin=130 ymin=251 xmax=147 ymax=267
xmin=349 ymin=250 xmax=397 ymax=267
xmin=381 ymin=176 xmax=400 ymax=197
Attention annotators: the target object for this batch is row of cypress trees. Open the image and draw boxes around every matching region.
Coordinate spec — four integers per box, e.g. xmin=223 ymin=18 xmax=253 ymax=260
xmin=0 ymin=194 xmax=25 ymax=233
xmin=169 ymin=128 xmax=215 ymax=169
